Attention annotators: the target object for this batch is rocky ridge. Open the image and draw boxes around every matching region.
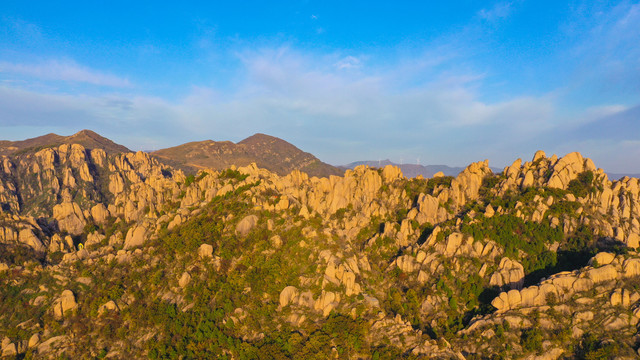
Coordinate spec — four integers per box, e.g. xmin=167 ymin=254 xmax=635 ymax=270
xmin=0 ymin=139 xmax=639 ymax=358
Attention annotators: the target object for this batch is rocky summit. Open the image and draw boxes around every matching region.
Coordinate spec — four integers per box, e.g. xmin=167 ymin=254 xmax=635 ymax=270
xmin=1 ymin=133 xmax=640 ymax=359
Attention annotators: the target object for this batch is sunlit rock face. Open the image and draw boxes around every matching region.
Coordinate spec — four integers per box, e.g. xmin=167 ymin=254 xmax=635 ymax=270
xmin=1 ymin=137 xmax=640 ymax=359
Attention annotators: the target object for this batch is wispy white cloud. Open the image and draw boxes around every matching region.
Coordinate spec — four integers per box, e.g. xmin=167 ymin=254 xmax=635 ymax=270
xmin=478 ymin=2 xmax=513 ymax=21
xmin=0 ymin=47 xmax=560 ymax=166
xmin=581 ymin=104 xmax=628 ymax=122
xmin=335 ymin=56 xmax=362 ymax=70
xmin=0 ymin=60 xmax=131 ymax=87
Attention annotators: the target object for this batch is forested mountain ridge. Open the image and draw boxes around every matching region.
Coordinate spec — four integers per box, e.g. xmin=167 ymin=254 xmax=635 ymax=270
xmin=0 ymin=136 xmax=639 ymax=358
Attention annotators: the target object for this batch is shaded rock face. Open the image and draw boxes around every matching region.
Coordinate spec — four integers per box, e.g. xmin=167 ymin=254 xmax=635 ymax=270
xmin=490 ymin=258 xmax=525 ymax=290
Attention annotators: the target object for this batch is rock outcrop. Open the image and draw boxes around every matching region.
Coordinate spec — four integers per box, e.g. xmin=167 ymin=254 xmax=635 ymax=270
xmin=51 ymin=290 xmax=77 ymax=320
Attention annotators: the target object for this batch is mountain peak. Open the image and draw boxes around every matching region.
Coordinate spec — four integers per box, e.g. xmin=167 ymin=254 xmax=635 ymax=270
xmin=238 ymin=133 xmax=284 ymax=145
xmin=152 ymin=133 xmax=342 ymax=177
xmin=0 ymin=130 xmax=130 ymax=156
xmin=70 ymin=129 xmax=100 ymax=138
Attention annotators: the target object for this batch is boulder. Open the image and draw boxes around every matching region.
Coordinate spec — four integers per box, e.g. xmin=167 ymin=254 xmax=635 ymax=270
xmin=521 ymin=171 xmax=534 ymax=188
xmin=396 ymin=255 xmax=418 ymax=273
xmin=36 ymin=335 xmax=67 ymax=355
xmin=572 ymin=278 xmax=594 ymax=292
xmin=610 ymin=289 xmax=629 ymax=307
xmin=627 ymin=233 xmax=640 ymax=248
xmin=546 ymin=152 xmax=585 ymax=189
xmin=585 ymin=264 xmax=618 ymax=283
xmin=444 ymin=233 xmax=464 ymax=256
xmin=98 ymin=301 xmax=119 ymax=315
xmin=179 ymin=272 xmax=192 ymax=288
xmin=198 ymin=244 xmax=214 ymax=259
xmin=236 ymin=215 xmax=258 ymax=236
xmin=52 ymin=202 xmax=86 ymax=235
xmin=28 ymin=333 xmax=40 ymax=348
xmin=490 ymin=258 xmax=525 ymax=290
xmin=85 ymin=232 xmax=106 ymax=248
xmin=591 ymin=252 xmax=615 ymax=266
xmin=167 ymin=215 xmax=183 ymax=231
xmin=623 ymin=258 xmax=640 ymax=277
xmin=124 ymin=224 xmax=148 ymax=249
xmin=18 ymin=228 xmax=45 ymax=252
xmin=52 ymin=290 xmax=77 ymax=320
xmin=382 ymin=165 xmax=403 ymax=182
xmin=491 ymin=292 xmax=510 ymax=311
xmin=484 ymin=205 xmax=495 ymax=218
xmin=279 ymin=286 xmax=299 ymax=307
xmin=520 ymin=286 xmax=540 ymax=307
xmin=1 ymin=342 xmax=17 ymax=357
xmin=90 ymin=204 xmax=110 ymax=225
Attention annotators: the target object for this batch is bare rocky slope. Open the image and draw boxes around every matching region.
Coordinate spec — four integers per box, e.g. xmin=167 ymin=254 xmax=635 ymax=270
xmin=0 ymin=130 xmax=130 ymax=156
xmin=151 ymin=133 xmax=342 ymax=178
xmin=0 ymin=134 xmax=639 ymax=359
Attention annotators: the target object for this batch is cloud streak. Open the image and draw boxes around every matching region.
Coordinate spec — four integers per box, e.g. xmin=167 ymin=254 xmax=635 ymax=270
xmin=0 ymin=60 xmax=131 ymax=87
xmin=0 ymin=47 xmax=560 ymax=167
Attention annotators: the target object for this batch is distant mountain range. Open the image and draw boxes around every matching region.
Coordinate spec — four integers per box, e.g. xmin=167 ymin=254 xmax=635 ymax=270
xmin=1 ymin=130 xmax=638 ymax=180
xmin=343 ymin=160 xmax=639 ymax=180
xmin=341 ymin=159 xmax=500 ymax=178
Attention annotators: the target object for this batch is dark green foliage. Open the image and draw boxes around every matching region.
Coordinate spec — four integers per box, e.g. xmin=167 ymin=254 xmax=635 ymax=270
xmin=427 ymin=176 xmax=454 ymax=192
xmin=478 ymin=174 xmax=503 ymax=198
xmin=520 ymin=328 xmax=543 ymax=353
xmin=567 ymin=170 xmax=597 ymax=198
xmin=403 ymin=176 xmax=454 ymax=206
xmin=331 ymin=206 xmax=350 ymax=221
xmin=219 ymin=169 xmax=250 ymax=182
xmin=158 ymin=180 xmax=259 ymax=257
xmin=183 ymin=174 xmax=196 ymax=187
xmin=460 ymin=214 xmax=563 ymax=273
xmin=574 ymin=333 xmax=621 ymax=359
xmin=146 ymin=300 xmax=403 ymax=359
xmin=0 ymin=243 xmax=45 ymax=265
xmin=547 ymin=200 xmax=581 ymax=218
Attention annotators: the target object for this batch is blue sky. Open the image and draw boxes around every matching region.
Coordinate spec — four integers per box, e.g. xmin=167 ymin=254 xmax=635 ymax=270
xmin=1 ymin=1 xmax=639 ymax=172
